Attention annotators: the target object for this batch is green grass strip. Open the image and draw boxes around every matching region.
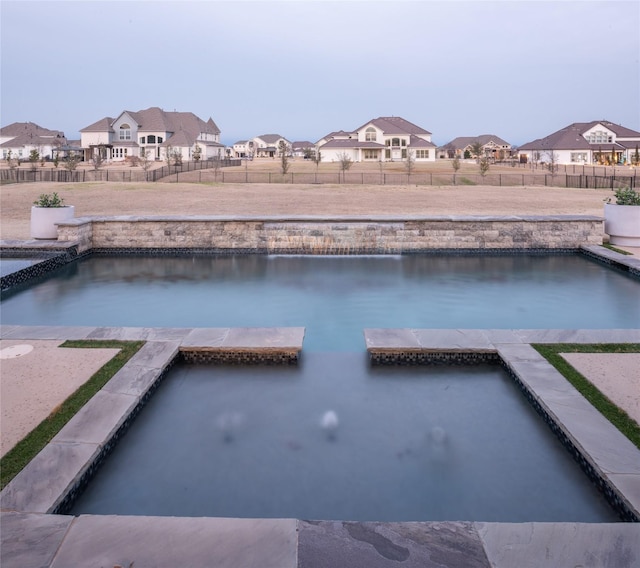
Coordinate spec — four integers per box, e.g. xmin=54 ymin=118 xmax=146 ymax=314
xmin=0 ymin=340 xmax=144 ymax=490
xmin=602 ymin=243 xmax=632 ymax=255
xmin=533 ymin=343 xmax=640 ymax=450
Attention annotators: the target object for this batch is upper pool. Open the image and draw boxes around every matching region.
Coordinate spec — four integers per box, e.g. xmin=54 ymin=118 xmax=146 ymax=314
xmin=1 ymin=254 xmax=638 ymax=351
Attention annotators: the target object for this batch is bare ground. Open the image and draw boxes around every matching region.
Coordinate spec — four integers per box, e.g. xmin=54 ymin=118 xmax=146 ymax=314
xmin=0 ymin=181 xmax=612 ymax=240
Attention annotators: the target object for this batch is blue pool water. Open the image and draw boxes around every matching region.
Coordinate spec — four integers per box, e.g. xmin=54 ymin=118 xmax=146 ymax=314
xmin=1 ymin=254 xmax=638 ymax=351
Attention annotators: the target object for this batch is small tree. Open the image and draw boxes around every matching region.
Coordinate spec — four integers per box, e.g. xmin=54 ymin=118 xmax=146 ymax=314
xmin=470 ymin=141 xmax=484 ymax=163
xmin=633 ymin=144 xmax=640 ymax=166
xmin=404 ymin=149 xmax=415 ymax=178
xmin=192 ymin=144 xmax=202 ymax=162
xmin=91 ymin=148 xmax=105 ymax=171
xmin=312 ymin=149 xmax=321 ymax=171
xmin=545 ymin=150 xmax=559 ymax=175
xmin=29 ymin=149 xmax=40 ymax=171
xmin=337 ymin=152 xmax=353 ymax=178
xmin=6 ymin=150 xmax=18 ymax=176
xmin=63 ymin=152 xmax=80 ymax=171
xmin=479 ymin=156 xmax=490 ymax=177
xmin=452 ymin=155 xmax=461 ymax=173
xmin=139 ymin=149 xmax=152 ymax=180
xmin=278 ymin=140 xmax=290 ymax=175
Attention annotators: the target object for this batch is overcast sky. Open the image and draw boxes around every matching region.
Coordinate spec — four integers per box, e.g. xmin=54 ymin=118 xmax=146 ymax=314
xmin=1 ymin=0 xmax=639 ymax=147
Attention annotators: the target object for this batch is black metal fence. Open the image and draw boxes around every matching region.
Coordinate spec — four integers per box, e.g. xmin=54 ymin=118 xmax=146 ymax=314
xmin=0 ymin=158 xmax=241 ymax=183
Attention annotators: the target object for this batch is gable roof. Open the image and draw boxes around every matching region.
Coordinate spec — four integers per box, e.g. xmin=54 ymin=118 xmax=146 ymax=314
xmin=519 ymin=120 xmax=640 ymax=151
xmin=358 ymin=116 xmax=432 ymax=136
xmin=80 ymin=117 xmax=115 ymax=133
xmin=320 ymin=139 xmax=385 ymax=149
xmin=0 ymin=122 xmax=65 ymax=139
xmin=255 ymin=134 xmax=286 ymax=144
xmin=443 ymin=134 xmax=510 ymax=149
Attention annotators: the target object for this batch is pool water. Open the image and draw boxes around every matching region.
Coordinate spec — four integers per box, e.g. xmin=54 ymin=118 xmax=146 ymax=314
xmin=70 ymin=353 xmax=619 ymax=522
xmin=1 ymin=254 xmax=638 ymax=351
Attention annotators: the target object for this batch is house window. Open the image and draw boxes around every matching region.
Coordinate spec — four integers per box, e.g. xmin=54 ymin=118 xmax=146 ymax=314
xmin=365 ymin=127 xmax=377 ymax=142
xmin=586 ymin=131 xmax=613 ymax=144
xmin=570 ymin=152 xmax=587 ymax=162
xmin=158 ymin=137 xmax=163 ymax=143
xmin=119 ymin=124 xmax=131 ymax=140
xmin=147 ymin=135 xmax=156 ymax=143
xmin=385 ymin=149 xmax=390 ymax=159
xmin=401 ymin=149 xmax=407 ymax=159
xmin=363 ymin=149 xmax=378 ymax=160
xmin=401 ymin=139 xmax=406 ymax=147
xmin=392 ymin=138 xmax=400 ymax=147
xmin=416 ymin=150 xmax=430 ymax=159
xmin=140 ymin=137 xmax=146 ymax=144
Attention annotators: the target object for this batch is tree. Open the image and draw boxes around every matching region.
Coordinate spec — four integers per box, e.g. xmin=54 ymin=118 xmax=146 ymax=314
xmin=311 ymin=150 xmax=321 ymax=171
xmin=633 ymin=145 xmax=640 ymax=166
xmin=192 ymin=144 xmax=202 ymax=162
xmin=404 ymin=149 xmax=415 ymax=178
xmin=452 ymin=155 xmax=461 ymax=173
xmin=479 ymin=156 xmax=490 ymax=177
xmin=545 ymin=151 xmax=559 ymax=175
xmin=139 ymin=149 xmax=153 ymax=180
xmin=29 ymin=149 xmax=40 ymax=171
xmin=337 ymin=152 xmax=353 ymax=177
xmin=470 ymin=141 xmax=484 ymax=163
xmin=278 ymin=140 xmax=290 ymax=175
xmin=463 ymin=149 xmax=471 ymax=160
xmin=91 ymin=147 xmax=105 ymax=171
xmin=63 ymin=152 xmax=80 ymax=171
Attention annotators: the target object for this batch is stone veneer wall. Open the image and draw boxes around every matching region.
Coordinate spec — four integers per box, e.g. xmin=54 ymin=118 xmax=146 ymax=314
xmin=57 ymin=215 xmax=603 ymax=254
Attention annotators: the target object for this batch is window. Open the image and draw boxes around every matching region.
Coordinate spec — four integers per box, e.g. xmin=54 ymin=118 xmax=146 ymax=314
xmin=158 ymin=137 xmax=163 ymax=143
xmin=385 ymin=149 xmax=390 ymax=159
xmin=147 ymin=135 xmax=156 ymax=143
xmin=586 ymin=130 xmax=613 ymax=144
xmin=401 ymin=139 xmax=406 ymax=147
xmin=119 ymin=124 xmax=131 ymax=140
xmin=363 ymin=149 xmax=378 ymax=160
xmin=401 ymin=149 xmax=407 ymax=159
xmin=140 ymin=137 xmax=146 ymax=144
xmin=416 ymin=150 xmax=430 ymax=159
xmin=570 ymin=152 xmax=587 ymax=162
xmin=385 ymin=140 xmax=390 ymax=147
xmin=391 ymin=138 xmax=400 ymax=147
xmin=365 ymin=127 xmax=377 ymax=142
xmin=111 ymin=148 xmax=129 ymax=159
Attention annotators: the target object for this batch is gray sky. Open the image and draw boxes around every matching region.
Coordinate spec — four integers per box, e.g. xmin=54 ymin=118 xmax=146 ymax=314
xmin=1 ymin=0 xmax=639 ymax=147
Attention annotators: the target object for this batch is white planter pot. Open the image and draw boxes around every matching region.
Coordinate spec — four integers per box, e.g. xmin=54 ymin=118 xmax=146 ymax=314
xmin=30 ymin=206 xmax=75 ymax=239
xmin=604 ymin=203 xmax=640 ymax=246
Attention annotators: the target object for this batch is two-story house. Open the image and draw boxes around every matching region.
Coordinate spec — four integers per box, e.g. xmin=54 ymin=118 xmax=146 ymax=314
xmin=80 ymin=107 xmax=224 ymax=163
xmin=317 ymin=117 xmax=437 ymax=163
xmin=0 ymin=122 xmax=67 ymax=161
xmin=518 ymin=120 xmax=640 ymax=165
xmin=440 ymin=135 xmax=512 ymax=161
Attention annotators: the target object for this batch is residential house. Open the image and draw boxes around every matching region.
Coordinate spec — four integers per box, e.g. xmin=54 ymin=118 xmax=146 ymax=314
xmin=0 ymin=122 xmax=67 ymax=161
xmin=251 ymin=134 xmax=290 ymax=158
xmin=440 ymin=135 xmax=512 ymax=160
xmin=291 ymin=141 xmax=315 ymax=158
xmin=232 ymin=140 xmax=255 ymax=158
xmin=518 ymin=120 xmax=640 ymax=166
xmin=80 ymin=107 xmax=224 ymax=163
xmin=317 ymin=117 xmax=437 ymax=163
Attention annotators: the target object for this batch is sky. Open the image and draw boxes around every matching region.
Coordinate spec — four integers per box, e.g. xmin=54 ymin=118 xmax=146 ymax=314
xmin=1 ymin=0 xmax=639 ymax=147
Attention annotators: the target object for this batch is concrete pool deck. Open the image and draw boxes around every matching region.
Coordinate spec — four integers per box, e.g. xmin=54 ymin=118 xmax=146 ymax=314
xmin=1 ymin=324 xmax=639 ymax=567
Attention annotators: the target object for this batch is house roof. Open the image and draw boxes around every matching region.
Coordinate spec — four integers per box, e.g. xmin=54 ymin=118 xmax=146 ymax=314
xmin=291 ymin=141 xmax=314 ymax=149
xmin=80 ymin=108 xmax=220 ymax=144
xmin=255 ymin=134 xmax=286 ymax=144
xmin=0 ymin=122 xmax=65 ymax=139
xmin=408 ymin=135 xmax=436 ymax=148
xmin=358 ymin=116 xmax=432 ymax=136
xmin=519 ymin=121 xmax=640 ymax=151
xmin=443 ymin=134 xmax=510 ymax=150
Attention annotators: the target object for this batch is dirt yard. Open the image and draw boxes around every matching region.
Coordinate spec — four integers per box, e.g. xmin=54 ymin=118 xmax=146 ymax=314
xmin=0 ymin=160 xmax=615 ymax=241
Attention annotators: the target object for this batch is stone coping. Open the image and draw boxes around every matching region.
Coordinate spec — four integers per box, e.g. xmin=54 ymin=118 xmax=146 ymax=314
xmin=55 ymin=213 xmax=603 ymax=224
xmin=1 ymin=325 xmax=639 ymax=567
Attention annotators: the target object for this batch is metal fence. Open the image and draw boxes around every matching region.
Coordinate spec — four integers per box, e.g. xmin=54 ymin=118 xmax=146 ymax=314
xmin=0 ymin=162 xmax=635 ymax=190
xmin=0 ymin=158 xmax=241 ymax=184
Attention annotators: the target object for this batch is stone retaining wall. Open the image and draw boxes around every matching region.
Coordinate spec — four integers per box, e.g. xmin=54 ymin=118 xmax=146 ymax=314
xmin=57 ymin=215 xmax=603 ymax=254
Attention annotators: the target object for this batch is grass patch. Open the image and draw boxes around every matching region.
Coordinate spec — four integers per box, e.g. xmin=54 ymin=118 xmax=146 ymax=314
xmin=602 ymin=243 xmax=632 ymax=255
xmin=458 ymin=177 xmax=476 ymax=185
xmin=0 ymin=340 xmax=144 ymax=489
xmin=533 ymin=343 xmax=640 ymax=450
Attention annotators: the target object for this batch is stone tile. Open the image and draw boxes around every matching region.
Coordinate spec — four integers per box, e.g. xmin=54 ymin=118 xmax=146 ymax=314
xmin=0 ymin=325 xmax=97 ymax=340
xmin=298 ymin=521 xmax=489 ymax=568
xmin=85 ymin=326 xmax=191 ymax=341
xmin=180 ymin=327 xmax=230 ymax=348
xmin=0 ymin=442 xmax=101 ymax=513
xmin=223 ymin=327 xmax=305 ymax=349
xmin=102 ymin=364 xmax=163 ymax=397
xmin=0 ymin=512 xmax=74 ymax=568
xmin=496 ymin=343 xmax=544 ymax=362
xmin=476 ymin=522 xmax=640 ymax=568
xmin=363 ymin=328 xmax=421 ymax=350
xmin=51 ymin=515 xmax=297 ymax=568
xmin=517 ymin=329 xmax=640 ymax=344
xmin=412 ymin=329 xmax=495 ymax=350
xmin=126 ymin=340 xmax=180 ymax=368
xmin=483 ymin=330 xmax=523 ymax=344
xmin=606 ymin=473 xmax=640 ymax=515
xmin=52 ymin=391 xmax=138 ymax=445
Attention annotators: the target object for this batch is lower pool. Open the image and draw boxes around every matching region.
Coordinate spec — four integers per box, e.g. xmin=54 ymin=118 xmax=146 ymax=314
xmin=70 ymin=353 xmax=618 ymax=522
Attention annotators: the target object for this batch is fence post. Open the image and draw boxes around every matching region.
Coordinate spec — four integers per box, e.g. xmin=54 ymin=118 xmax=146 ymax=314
xmin=430 ymin=173 xmax=432 ymax=185
xmin=499 ymin=174 xmax=502 ymax=186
